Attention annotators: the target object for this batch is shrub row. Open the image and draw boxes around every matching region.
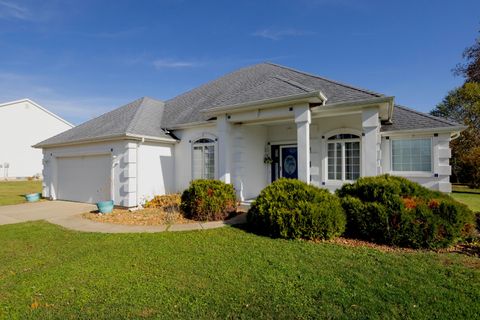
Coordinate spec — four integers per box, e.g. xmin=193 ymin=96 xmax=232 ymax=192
xmin=337 ymin=175 xmax=475 ymax=249
xmin=178 ymin=176 xmax=475 ymax=249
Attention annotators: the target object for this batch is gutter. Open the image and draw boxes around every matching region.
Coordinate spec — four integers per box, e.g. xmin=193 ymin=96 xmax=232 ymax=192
xmin=380 ymin=125 xmax=467 ymax=137
xmin=311 ymin=96 xmax=394 ymax=117
xmin=33 ymin=133 xmax=178 ymax=149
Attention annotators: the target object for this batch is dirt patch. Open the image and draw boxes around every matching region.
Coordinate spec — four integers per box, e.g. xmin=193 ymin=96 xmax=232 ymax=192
xmin=326 ymin=237 xmax=418 ymax=253
xmin=83 ymin=208 xmax=195 ymax=226
xmin=326 ymin=237 xmax=480 ymax=259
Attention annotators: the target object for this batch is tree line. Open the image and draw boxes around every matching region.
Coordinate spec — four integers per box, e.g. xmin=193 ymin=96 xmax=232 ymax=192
xmin=430 ymin=29 xmax=480 ymax=188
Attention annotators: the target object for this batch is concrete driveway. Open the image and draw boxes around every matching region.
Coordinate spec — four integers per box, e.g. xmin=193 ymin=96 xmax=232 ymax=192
xmin=0 ymin=200 xmax=246 ymax=233
xmin=0 ymin=201 xmax=96 ymax=226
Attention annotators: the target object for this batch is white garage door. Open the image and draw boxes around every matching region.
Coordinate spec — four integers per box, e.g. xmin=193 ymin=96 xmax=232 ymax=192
xmin=57 ymin=155 xmax=111 ymax=203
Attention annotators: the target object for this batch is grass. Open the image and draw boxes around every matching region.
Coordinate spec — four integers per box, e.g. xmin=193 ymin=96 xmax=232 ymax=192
xmin=0 ymin=181 xmax=42 ymax=206
xmin=0 ymin=222 xmax=479 ymax=319
xmin=452 ymin=184 xmax=480 ymax=212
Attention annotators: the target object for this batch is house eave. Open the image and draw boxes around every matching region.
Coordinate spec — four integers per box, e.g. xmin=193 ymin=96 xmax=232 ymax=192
xmin=380 ymin=125 xmax=467 ymax=137
xmin=311 ymin=96 xmax=395 ymax=120
xmin=34 ymin=133 xmax=178 ymax=149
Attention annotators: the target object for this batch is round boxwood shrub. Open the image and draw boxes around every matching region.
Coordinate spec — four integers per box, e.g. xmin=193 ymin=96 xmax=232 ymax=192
xmin=247 ymin=178 xmax=346 ymax=240
xmin=180 ymin=179 xmax=237 ymax=221
xmin=337 ymin=174 xmax=475 ymax=249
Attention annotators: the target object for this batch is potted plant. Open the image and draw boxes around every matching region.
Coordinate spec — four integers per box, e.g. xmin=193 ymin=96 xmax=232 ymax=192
xmin=96 ymin=200 xmax=114 ymax=214
xmin=263 ymin=154 xmax=273 ymax=164
xmin=25 ymin=193 xmax=41 ymax=202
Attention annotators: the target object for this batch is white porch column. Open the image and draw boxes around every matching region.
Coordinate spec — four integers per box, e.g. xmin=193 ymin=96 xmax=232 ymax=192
xmin=217 ymin=114 xmax=232 ymax=183
xmin=294 ymin=104 xmax=311 ymax=183
xmin=362 ymin=107 xmax=380 ymax=177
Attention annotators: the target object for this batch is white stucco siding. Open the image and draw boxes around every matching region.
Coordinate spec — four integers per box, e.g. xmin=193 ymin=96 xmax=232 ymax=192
xmin=380 ymin=132 xmax=452 ymax=192
xmin=0 ymin=100 xmax=73 ymax=178
xmin=233 ymin=125 xmax=268 ymax=200
xmin=137 ymin=142 xmax=175 ymax=203
xmin=42 ymin=141 xmax=132 ymax=206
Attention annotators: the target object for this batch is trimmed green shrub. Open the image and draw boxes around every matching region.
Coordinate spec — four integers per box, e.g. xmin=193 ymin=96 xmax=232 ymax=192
xmin=337 ymin=175 xmax=475 ymax=249
xmin=181 ymin=180 xmax=237 ymax=221
xmin=247 ymin=178 xmax=346 ymax=240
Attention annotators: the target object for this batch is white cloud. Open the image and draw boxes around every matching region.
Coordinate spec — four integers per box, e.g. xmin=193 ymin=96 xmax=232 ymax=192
xmin=252 ymin=28 xmax=314 ymax=40
xmin=0 ymin=1 xmax=31 ymax=20
xmin=153 ymin=58 xmax=199 ymax=69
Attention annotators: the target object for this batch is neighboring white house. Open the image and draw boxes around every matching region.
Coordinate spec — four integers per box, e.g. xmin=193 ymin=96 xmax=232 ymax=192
xmin=35 ymin=63 xmax=465 ymax=206
xmin=0 ymin=99 xmax=73 ymax=179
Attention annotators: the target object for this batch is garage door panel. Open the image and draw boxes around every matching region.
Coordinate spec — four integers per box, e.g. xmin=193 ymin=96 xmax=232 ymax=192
xmin=57 ymin=155 xmax=111 ymax=203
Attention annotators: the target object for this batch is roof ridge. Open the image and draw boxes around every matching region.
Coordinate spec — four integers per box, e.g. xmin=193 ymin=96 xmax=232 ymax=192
xmin=125 ymin=97 xmax=147 ymax=134
xmin=394 ymin=105 xmax=461 ymax=126
xmin=264 ymin=62 xmax=384 ymax=97
xmin=272 ymin=75 xmax=315 ymax=93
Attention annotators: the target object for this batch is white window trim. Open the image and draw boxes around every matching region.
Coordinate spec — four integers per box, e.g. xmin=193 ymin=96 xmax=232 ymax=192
xmin=326 ymin=136 xmax=361 ymax=182
xmin=389 ymin=136 xmax=433 ymax=176
xmin=191 ymin=136 xmax=218 ymax=180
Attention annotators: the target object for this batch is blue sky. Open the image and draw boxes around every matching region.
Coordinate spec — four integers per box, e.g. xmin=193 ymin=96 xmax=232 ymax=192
xmin=0 ymin=0 xmax=479 ymax=124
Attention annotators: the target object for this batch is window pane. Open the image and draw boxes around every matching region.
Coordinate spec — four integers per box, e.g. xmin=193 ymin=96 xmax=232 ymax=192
xmin=192 ymin=146 xmax=203 ymax=179
xmin=345 ymin=142 xmax=360 ymax=180
xmin=336 ymin=143 xmax=342 ymax=180
xmin=327 ymin=143 xmax=335 ymax=179
xmin=328 ymin=140 xmax=360 ymax=181
xmin=392 ymin=139 xmax=431 ymax=172
xmin=204 ymin=145 xmax=215 ymax=179
xmin=192 ymin=141 xmax=216 ymax=180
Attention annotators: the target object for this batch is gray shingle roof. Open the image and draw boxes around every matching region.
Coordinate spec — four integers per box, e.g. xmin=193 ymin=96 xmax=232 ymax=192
xmin=35 ymin=97 xmax=171 ymax=147
xmin=35 ymin=64 xmax=464 ymax=147
xmin=162 ymin=62 xmax=384 ymax=127
xmin=381 ymin=105 xmax=462 ymax=132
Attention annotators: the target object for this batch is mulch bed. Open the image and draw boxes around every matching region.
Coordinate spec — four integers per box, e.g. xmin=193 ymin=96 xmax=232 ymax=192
xmin=83 ymin=208 xmax=195 ymax=226
xmin=324 ymin=237 xmax=480 ymax=258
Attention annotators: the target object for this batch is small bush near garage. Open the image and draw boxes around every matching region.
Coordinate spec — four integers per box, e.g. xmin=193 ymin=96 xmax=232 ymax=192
xmin=180 ymin=180 xmax=237 ymax=221
xmin=247 ymin=178 xmax=346 ymax=240
xmin=337 ymin=174 xmax=476 ymax=249
xmin=143 ymin=194 xmax=181 ymax=211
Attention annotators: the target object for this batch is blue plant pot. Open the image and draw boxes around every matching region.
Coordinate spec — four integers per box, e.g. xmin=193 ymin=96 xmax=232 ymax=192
xmin=96 ymin=200 xmax=114 ymax=214
xmin=25 ymin=193 xmax=41 ymax=202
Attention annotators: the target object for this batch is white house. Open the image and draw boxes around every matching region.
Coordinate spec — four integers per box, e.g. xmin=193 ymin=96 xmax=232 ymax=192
xmin=0 ymin=99 xmax=73 ymax=179
xmin=35 ymin=63 xmax=465 ymax=206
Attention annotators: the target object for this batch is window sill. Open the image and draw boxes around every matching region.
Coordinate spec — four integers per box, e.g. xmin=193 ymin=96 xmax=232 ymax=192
xmin=389 ymin=171 xmax=433 ymax=178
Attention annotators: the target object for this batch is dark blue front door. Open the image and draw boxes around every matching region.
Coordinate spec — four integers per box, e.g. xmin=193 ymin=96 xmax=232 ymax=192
xmin=281 ymin=146 xmax=298 ymax=179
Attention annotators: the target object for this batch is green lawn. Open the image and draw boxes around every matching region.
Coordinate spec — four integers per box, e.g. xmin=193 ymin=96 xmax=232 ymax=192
xmin=452 ymin=184 xmax=480 ymax=212
xmin=0 ymin=222 xmax=478 ymax=319
xmin=0 ymin=181 xmax=42 ymax=206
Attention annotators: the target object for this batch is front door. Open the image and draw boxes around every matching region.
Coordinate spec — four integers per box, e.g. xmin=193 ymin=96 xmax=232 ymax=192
xmin=280 ymin=146 xmax=298 ymax=179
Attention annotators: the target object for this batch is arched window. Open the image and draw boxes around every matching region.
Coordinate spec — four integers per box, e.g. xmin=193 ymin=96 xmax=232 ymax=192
xmin=327 ymin=134 xmax=360 ymax=181
xmin=192 ymin=138 xmax=215 ymax=179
